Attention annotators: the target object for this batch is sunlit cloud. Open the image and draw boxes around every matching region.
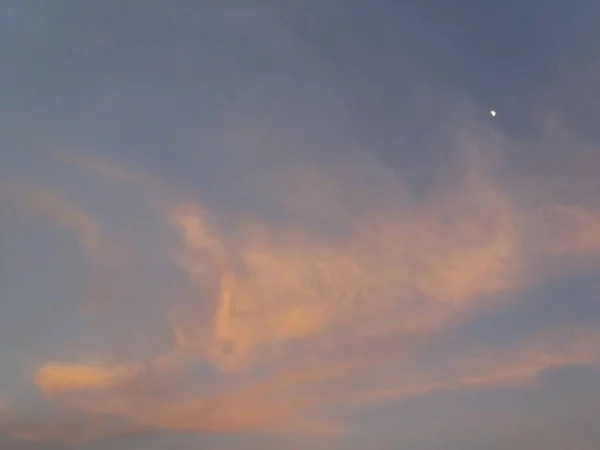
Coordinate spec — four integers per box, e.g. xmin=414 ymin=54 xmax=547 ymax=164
xmin=167 ymin=170 xmax=522 ymax=372
xmin=18 ymin=326 xmax=600 ymax=443
xmin=3 ymin=139 xmax=598 ymax=444
xmin=1 ymin=6 xmax=599 ymax=447
xmin=35 ymin=363 xmax=140 ymax=397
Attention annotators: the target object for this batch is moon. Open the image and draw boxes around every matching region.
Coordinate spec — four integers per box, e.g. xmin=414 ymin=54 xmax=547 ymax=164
xmin=490 ymin=110 xmax=496 ymax=117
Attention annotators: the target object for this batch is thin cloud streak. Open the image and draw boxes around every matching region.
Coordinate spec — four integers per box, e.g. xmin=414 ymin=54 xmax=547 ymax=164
xmin=5 ymin=186 xmax=104 ymax=256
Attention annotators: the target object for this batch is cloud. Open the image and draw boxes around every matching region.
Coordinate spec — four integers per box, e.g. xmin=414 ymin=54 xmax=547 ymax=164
xmin=4 ymin=73 xmax=600 ymax=446
xmin=54 ymin=152 xmax=151 ymax=188
xmin=1 ymin=409 xmax=139 ymax=445
xmin=26 ymin=357 xmax=347 ymax=438
xmin=1 ymin=143 xmax=594 ymax=444
xmin=12 ymin=326 xmax=598 ymax=445
xmin=7 ymin=186 xmax=104 ymax=256
xmin=35 ymin=363 xmax=140 ymax=398
xmin=167 ymin=169 xmax=522 ymax=372
xmin=546 ymin=205 xmax=600 ymax=255
xmin=357 ymin=328 xmax=600 ymax=405
xmin=2 ymin=2 xmax=600 ymax=449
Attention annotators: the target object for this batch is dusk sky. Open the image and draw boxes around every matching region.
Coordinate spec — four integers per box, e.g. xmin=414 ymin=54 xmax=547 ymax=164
xmin=2 ymin=1 xmax=600 ymax=449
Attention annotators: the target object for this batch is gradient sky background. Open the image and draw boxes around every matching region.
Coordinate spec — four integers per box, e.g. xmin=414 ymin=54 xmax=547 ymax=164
xmin=2 ymin=1 xmax=600 ymax=449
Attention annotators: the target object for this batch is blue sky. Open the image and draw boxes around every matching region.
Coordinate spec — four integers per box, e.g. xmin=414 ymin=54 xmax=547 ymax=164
xmin=1 ymin=1 xmax=600 ymax=449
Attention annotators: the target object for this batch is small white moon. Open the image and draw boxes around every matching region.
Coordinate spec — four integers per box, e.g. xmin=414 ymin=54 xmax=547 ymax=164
xmin=490 ymin=110 xmax=496 ymax=117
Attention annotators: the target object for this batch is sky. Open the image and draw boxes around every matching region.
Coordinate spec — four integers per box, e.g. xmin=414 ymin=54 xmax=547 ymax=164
xmin=1 ymin=1 xmax=600 ymax=449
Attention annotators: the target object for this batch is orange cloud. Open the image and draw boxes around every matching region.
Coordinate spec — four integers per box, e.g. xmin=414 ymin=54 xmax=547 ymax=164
xmin=23 ymin=328 xmax=600 ymax=443
xmin=29 ymin=357 xmax=347 ymax=437
xmin=35 ymin=363 xmax=140 ymax=397
xmin=8 ymin=147 xmax=600 ymax=444
xmin=166 ymin=167 xmax=522 ymax=372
